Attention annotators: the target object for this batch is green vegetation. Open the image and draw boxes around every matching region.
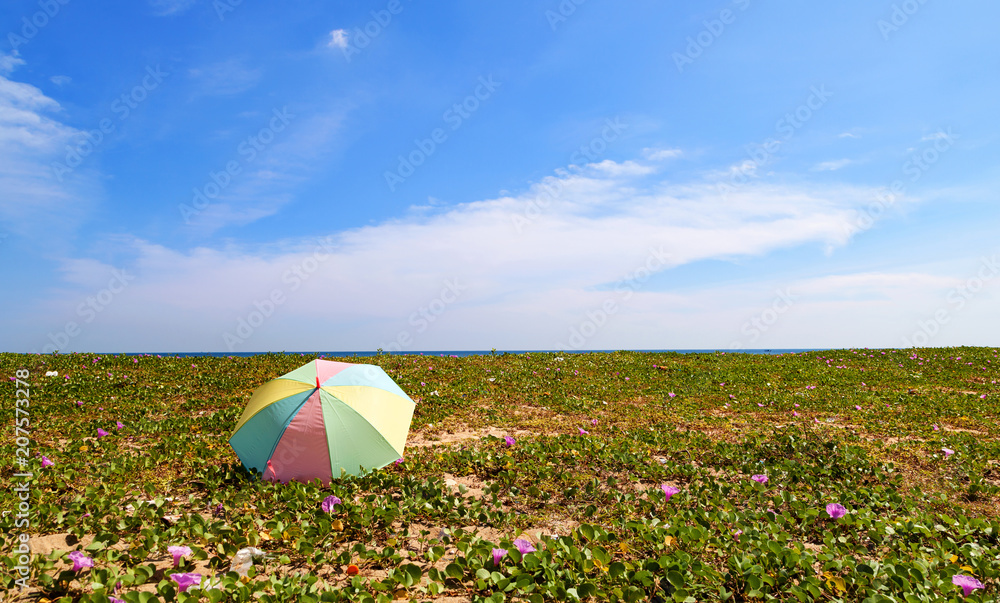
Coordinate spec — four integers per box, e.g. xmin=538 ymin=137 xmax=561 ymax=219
xmin=1 ymin=348 xmax=998 ymax=602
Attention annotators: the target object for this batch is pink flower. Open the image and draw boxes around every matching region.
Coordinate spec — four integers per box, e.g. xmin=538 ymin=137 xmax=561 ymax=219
xmin=661 ymin=484 xmax=680 ymax=501
xmin=97 ymin=428 xmax=109 ymax=438
xmin=751 ymin=474 xmax=768 ymax=484
xmin=578 ymin=427 xmax=589 ymax=435
xmin=855 ymin=405 xmax=862 ymax=410
xmin=171 ymin=572 xmax=202 ymax=592
xmin=321 ymin=495 xmax=342 ymax=513
xmin=792 ymin=411 xmax=799 ymax=417
xmin=942 ymin=447 xmax=955 ymax=459
xmin=952 ymin=574 xmax=984 ymax=597
xmin=76 ymin=400 xmax=83 ymax=407
xmin=825 ymin=503 xmax=847 ymax=519
xmin=933 ymin=424 xmax=939 ymax=431
xmin=504 ymin=435 xmax=515 ymax=447
xmin=41 ymin=456 xmax=54 ymax=468
xmin=668 ymin=392 xmax=676 ymax=398
xmin=116 ymin=421 xmax=124 ymax=430
xmin=591 ymin=419 xmax=598 ymax=426
xmin=67 ymin=550 xmax=94 ymax=571
xmin=394 ymin=457 xmax=404 ymax=465
xmin=491 ymin=548 xmax=507 ymax=566
xmin=732 ymin=529 xmax=743 ymax=541
xmin=168 ymin=545 xmax=192 ymax=568
xmin=513 ymin=538 xmax=536 ymax=555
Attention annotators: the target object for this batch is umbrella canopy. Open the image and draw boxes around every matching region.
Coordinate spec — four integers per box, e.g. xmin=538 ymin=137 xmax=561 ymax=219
xmin=229 ymin=359 xmax=415 ymax=483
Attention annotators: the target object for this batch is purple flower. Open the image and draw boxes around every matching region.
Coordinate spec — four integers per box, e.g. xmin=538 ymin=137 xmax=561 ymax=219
xmin=76 ymin=400 xmax=83 ymax=407
xmin=67 ymin=550 xmax=94 ymax=571
xmin=116 ymin=421 xmax=125 ymax=430
xmin=513 ymin=539 xmax=536 ymax=555
xmin=952 ymin=574 xmax=984 ymax=597
xmin=321 ymin=495 xmax=342 ymax=513
xmin=661 ymin=484 xmax=680 ymax=501
xmin=171 ymin=572 xmax=202 ymax=592
xmin=732 ymin=529 xmax=743 ymax=541
xmin=591 ymin=419 xmax=598 ymax=426
xmin=491 ymin=548 xmax=507 ymax=566
xmin=168 ymin=545 xmax=192 ymax=568
xmin=504 ymin=435 xmax=515 ymax=447
xmin=394 ymin=457 xmax=404 ymax=465
xmin=213 ymin=503 xmax=225 ymax=517
xmin=97 ymin=428 xmax=109 ymax=438
xmin=111 ymin=598 xmax=125 ymax=603
xmin=41 ymin=456 xmax=54 ymax=468
xmin=751 ymin=474 xmax=768 ymax=484
xmin=942 ymin=447 xmax=955 ymax=459
xmin=825 ymin=503 xmax=847 ymax=519
xmin=668 ymin=392 xmax=676 ymax=398
xmin=578 ymin=427 xmax=589 ymax=435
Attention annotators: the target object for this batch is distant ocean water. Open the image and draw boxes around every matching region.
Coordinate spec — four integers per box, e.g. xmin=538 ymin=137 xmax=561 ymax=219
xmin=129 ymin=349 xmax=821 ymax=358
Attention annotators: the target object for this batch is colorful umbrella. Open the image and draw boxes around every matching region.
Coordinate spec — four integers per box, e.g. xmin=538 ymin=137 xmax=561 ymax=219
xmin=229 ymin=359 xmax=415 ymax=483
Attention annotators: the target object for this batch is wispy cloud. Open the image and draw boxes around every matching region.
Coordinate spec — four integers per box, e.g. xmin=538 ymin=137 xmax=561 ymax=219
xmin=0 ymin=54 xmax=100 ymax=244
xmin=188 ymin=59 xmax=262 ymax=96
xmin=328 ymin=29 xmax=349 ymax=50
xmin=148 ymin=0 xmax=197 ymax=16
xmin=642 ymin=147 xmax=682 ymax=161
xmin=49 ymin=75 xmax=72 ymax=86
xmin=34 ymin=156 xmax=922 ymax=351
xmin=812 ymin=159 xmax=852 ymax=172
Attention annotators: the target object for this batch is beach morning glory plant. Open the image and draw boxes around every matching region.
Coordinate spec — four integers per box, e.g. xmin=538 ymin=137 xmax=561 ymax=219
xmin=171 ymin=573 xmax=202 ymax=593
xmin=952 ymin=574 xmax=984 ymax=597
xmin=321 ymin=495 xmax=342 ymax=513
xmin=67 ymin=551 xmax=93 ymax=572
xmin=168 ymin=545 xmax=192 ymax=568
xmin=826 ymin=503 xmax=847 ymax=519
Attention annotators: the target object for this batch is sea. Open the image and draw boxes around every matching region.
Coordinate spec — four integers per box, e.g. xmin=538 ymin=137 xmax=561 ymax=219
xmin=135 ymin=349 xmax=820 ymax=358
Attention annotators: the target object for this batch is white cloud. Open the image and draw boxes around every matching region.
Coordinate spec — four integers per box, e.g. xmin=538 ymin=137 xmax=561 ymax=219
xmin=27 ymin=158 xmax=942 ymax=352
xmin=586 ymin=159 xmax=655 ymax=176
xmin=328 ymin=29 xmax=349 ymax=49
xmin=49 ymin=75 xmax=72 ymax=86
xmin=811 ymin=159 xmax=852 ymax=172
xmin=642 ymin=147 xmax=682 ymax=161
xmin=148 ymin=0 xmax=196 ymax=16
xmin=0 ymin=55 xmax=100 ymax=244
xmin=0 ymin=53 xmax=25 ymax=75
xmin=838 ymin=132 xmax=860 ymax=139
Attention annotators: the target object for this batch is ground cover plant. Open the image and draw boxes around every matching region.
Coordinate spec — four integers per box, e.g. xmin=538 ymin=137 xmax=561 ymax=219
xmin=1 ymin=348 xmax=998 ymax=602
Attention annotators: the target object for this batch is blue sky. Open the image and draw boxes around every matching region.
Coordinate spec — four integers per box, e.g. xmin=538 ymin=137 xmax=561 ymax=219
xmin=2 ymin=0 xmax=999 ymax=353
